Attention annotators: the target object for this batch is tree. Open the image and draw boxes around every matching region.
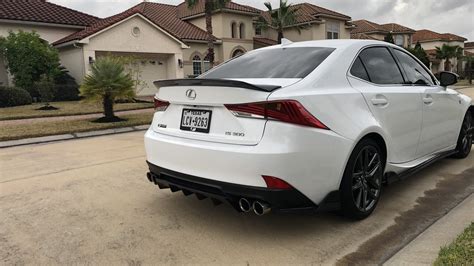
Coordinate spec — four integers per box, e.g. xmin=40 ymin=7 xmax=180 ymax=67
xmin=384 ymin=32 xmax=394 ymax=44
xmin=80 ymin=57 xmax=135 ymax=122
xmin=435 ymin=44 xmax=463 ymax=72
xmin=464 ymin=55 xmax=474 ymax=84
xmin=0 ymin=30 xmax=61 ymax=95
xmin=257 ymin=0 xmax=301 ymax=44
xmin=407 ymin=42 xmax=430 ymax=67
xmin=186 ymin=0 xmax=231 ymax=69
xmin=35 ymin=74 xmax=58 ymax=110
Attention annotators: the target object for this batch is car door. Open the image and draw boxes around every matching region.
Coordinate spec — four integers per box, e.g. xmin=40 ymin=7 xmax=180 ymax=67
xmin=391 ymin=49 xmax=461 ymax=157
xmin=348 ymin=46 xmax=424 ymax=163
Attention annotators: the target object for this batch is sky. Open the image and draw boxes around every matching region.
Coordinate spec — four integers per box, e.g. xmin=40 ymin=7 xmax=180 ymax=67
xmin=50 ymin=0 xmax=474 ymax=41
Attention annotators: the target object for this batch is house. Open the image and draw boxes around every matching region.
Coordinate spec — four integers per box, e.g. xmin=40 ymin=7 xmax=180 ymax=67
xmin=413 ymin=29 xmax=467 ymax=73
xmin=1 ymin=0 xmax=353 ymax=96
xmin=0 ymin=0 xmax=99 ymax=86
xmin=351 ymin=20 xmax=415 ymax=48
xmin=464 ymin=41 xmax=474 ymax=56
xmin=256 ymin=3 xmax=353 ymax=48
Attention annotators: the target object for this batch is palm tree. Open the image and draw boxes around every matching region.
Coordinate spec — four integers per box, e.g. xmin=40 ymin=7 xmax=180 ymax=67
xmin=186 ymin=0 xmax=230 ymax=69
xmin=257 ymin=0 xmax=301 ymax=44
xmin=435 ymin=44 xmax=463 ymax=72
xmin=80 ymin=56 xmax=135 ymax=122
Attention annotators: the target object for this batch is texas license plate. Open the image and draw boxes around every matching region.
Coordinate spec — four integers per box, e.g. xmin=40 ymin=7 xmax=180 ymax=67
xmin=180 ymin=109 xmax=212 ymax=133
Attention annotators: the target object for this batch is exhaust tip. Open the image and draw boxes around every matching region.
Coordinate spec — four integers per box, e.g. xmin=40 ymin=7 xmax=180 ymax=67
xmin=238 ymin=198 xmax=252 ymax=212
xmin=253 ymin=201 xmax=271 ymax=216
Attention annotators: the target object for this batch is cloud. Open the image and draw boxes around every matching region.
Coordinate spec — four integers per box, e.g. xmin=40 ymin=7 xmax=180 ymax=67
xmin=49 ymin=0 xmax=474 ymax=40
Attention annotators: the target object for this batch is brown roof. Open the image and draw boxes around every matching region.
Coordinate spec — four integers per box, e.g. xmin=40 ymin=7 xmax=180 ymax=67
xmin=261 ymin=2 xmax=351 ymax=27
xmin=351 ymin=20 xmax=386 ymax=34
xmin=351 ymin=33 xmax=379 ymax=40
xmin=253 ymin=37 xmax=278 ymax=46
xmin=381 ymin=23 xmax=415 ymax=33
xmin=0 ymin=0 xmax=98 ymax=27
xmin=465 ymin=42 xmax=474 ymax=48
xmin=352 ymin=20 xmax=414 ymax=34
xmin=54 ymin=2 xmax=214 ymax=45
xmin=413 ymin=29 xmax=467 ymax=43
xmin=465 ymin=51 xmax=474 ymax=56
xmin=176 ymin=0 xmax=260 ymax=19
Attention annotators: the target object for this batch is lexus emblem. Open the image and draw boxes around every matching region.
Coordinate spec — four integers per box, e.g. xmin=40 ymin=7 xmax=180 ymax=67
xmin=186 ymin=89 xmax=197 ymax=100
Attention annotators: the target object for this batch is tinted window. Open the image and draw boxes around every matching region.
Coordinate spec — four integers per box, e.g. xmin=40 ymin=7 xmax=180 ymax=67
xmin=358 ymin=47 xmax=404 ymax=84
xmin=350 ymin=57 xmax=370 ymax=81
xmin=202 ymin=47 xmax=335 ymax=79
xmin=393 ymin=49 xmax=434 ymax=85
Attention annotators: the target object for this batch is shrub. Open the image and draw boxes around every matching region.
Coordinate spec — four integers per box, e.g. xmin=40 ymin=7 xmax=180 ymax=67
xmin=36 ymin=75 xmax=57 ymax=103
xmin=53 ymin=70 xmax=80 ymax=101
xmin=0 ymin=86 xmax=32 ymax=107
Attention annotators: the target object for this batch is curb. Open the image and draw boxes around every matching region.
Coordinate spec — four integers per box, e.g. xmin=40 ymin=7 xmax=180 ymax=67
xmin=0 ymin=125 xmax=149 ymax=149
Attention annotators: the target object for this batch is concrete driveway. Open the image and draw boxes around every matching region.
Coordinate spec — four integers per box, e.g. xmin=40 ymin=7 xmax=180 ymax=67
xmin=0 ymin=132 xmax=473 ymax=265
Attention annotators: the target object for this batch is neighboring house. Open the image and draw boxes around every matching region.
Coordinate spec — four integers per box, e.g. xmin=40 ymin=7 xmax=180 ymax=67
xmin=351 ymin=20 xmax=415 ymax=48
xmin=0 ymin=0 xmax=99 ymax=86
xmin=54 ymin=1 xmax=261 ymax=95
xmin=464 ymin=41 xmax=474 ymax=55
xmin=413 ymin=29 xmax=467 ymax=74
xmin=256 ymin=3 xmax=353 ymax=48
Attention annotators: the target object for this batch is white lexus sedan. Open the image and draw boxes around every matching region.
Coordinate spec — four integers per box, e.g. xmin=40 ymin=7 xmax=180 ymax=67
xmin=145 ymin=40 xmax=473 ymax=219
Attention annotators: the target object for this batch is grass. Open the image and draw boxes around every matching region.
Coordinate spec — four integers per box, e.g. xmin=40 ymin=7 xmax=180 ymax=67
xmin=0 ymin=101 xmax=153 ymax=121
xmin=434 ymin=222 xmax=474 ymax=266
xmin=0 ymin=113 xmax=153 ymax=141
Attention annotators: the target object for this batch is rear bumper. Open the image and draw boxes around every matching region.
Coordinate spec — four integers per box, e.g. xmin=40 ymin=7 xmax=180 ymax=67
xmin=147 ymin=162 xmax=319 ymax=213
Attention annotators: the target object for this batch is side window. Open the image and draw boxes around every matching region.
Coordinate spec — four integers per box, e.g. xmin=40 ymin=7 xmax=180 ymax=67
xmin=350 ymin=57 xmax=370 ymax=82
xmin=358 ymin=47 xmax=405 ymax=85
xmin=392 ymin=49 xmax=434 ymax=85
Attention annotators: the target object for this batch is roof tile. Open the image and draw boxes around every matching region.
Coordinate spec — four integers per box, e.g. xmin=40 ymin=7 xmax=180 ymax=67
xmin=413 ymin=29 xmax=467 ymax=43
xmin=0 ymin=0 xmax=98 ymax=26
xmin=54 ymin=2 xmax=214 ymax=45
xmin=177 ymin=0 xmax=260 ymax=19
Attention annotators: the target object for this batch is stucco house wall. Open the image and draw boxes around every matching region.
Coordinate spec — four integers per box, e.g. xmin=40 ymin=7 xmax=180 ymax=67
xmin=57 ymin=46 xmax=84 ymax=83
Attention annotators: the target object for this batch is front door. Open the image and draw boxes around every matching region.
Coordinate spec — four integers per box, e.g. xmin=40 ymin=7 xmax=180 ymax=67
xmin=390 ymin=48 xmax=461 ymax=157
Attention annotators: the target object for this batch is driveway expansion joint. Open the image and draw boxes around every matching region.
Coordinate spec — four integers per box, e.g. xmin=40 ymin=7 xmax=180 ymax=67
xmin=0 ymin=125 xmax=149 ymax=148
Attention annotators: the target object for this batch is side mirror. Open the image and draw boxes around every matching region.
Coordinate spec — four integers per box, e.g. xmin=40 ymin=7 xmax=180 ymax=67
xmin=439 ymin=71 xmax=458 ymax=87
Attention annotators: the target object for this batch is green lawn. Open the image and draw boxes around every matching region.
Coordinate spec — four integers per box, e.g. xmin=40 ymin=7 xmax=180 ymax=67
xmin=0 ymin=113 xmax=153 ymax=141
xmin=434 ymin=222 xmax=474 ymax=266
xmin=0 ymin=101 xmax=153 ymax=120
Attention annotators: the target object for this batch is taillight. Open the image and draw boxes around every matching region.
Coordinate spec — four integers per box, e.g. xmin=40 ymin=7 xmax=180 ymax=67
xmin=262 ymin=175 xmax=293 ymax=190
xmin=225 ymin=100 xmax=328 ymax=129
xmin=154 ymin=97 xmax=169 ymax=112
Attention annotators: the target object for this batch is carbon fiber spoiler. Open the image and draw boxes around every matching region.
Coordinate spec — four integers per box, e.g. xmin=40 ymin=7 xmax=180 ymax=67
xmin=154 ymin=79 xmax=281 ymax=92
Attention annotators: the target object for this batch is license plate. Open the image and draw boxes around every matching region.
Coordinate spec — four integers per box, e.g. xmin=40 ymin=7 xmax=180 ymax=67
xmin=180 ymin=109 xmax=212 ymax=133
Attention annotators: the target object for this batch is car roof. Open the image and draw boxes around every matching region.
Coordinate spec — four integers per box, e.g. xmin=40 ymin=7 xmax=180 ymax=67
xmin=261 ymin=39 xmax=398 ymax=51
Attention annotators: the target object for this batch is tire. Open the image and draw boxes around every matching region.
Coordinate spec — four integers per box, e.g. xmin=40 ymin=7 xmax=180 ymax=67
xmin=453 ymin=110 xmax=472 ymax=159
xmin=340 ymin=138 xmax=384 ymax=220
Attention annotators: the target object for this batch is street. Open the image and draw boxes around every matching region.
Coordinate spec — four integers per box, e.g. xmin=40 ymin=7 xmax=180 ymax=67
xmin=1 ymin=131 xmax=473 ymax=265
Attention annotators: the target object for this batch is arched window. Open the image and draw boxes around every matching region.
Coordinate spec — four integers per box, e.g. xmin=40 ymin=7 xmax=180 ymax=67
xmin=203 ymin=53 xmax=211 ymax=72
xmin=239 ymin=23 xmax=245 ymax=39
xmin=231 ymin=22 xmax=237 ymax=38
xmin=192 ymin=55 xmax=202 ymax=76
xmin=231 ymin=49 xmax=245 ymax=58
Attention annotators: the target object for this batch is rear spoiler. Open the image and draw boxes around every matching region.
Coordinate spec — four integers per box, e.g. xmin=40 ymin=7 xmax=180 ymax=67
xmin=154 ymin=79 xmax=281 ymax=92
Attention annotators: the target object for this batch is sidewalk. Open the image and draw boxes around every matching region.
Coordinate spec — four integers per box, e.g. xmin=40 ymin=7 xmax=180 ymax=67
xmin=385 ymin=193 xmax=474 ymax=265
xmin=0 ymin=108 xmax=153 ymax=126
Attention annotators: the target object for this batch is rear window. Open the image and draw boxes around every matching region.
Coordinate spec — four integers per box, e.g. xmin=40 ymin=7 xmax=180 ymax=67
xmin=201 ymin=47 xmax=335 ymax=79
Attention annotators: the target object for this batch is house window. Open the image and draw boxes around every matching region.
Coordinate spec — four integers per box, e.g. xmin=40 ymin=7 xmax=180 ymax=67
xmin=232 ymin=49 xmax=245 ymax=58
xmin=326 ymin=22 xmax=339 ymax=39
xmin=203 ymin=54 xmax=211 ymax=72
xmin=255 ymin=26 xmax=262 ymax=36
xmin=239 ymin=23 xmax=245 ymax=39
xmin=395 ymin=35 xmax=404 ymax=46
xmin=231 ymin=22 xmax=237 ymax=38
xmin=192 ymin=55 xmax=202 ymax=76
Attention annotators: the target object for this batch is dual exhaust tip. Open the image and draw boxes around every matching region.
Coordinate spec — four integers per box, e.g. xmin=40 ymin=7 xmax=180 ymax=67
xmin=238 ymin=198 xmax=271 ymax=216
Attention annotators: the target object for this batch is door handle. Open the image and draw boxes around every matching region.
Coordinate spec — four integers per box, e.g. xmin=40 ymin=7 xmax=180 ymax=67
xmin=371 ymin=97 xmax=388 ymax=106
xmin=423 ymin=95 xmax=433 ymax=104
